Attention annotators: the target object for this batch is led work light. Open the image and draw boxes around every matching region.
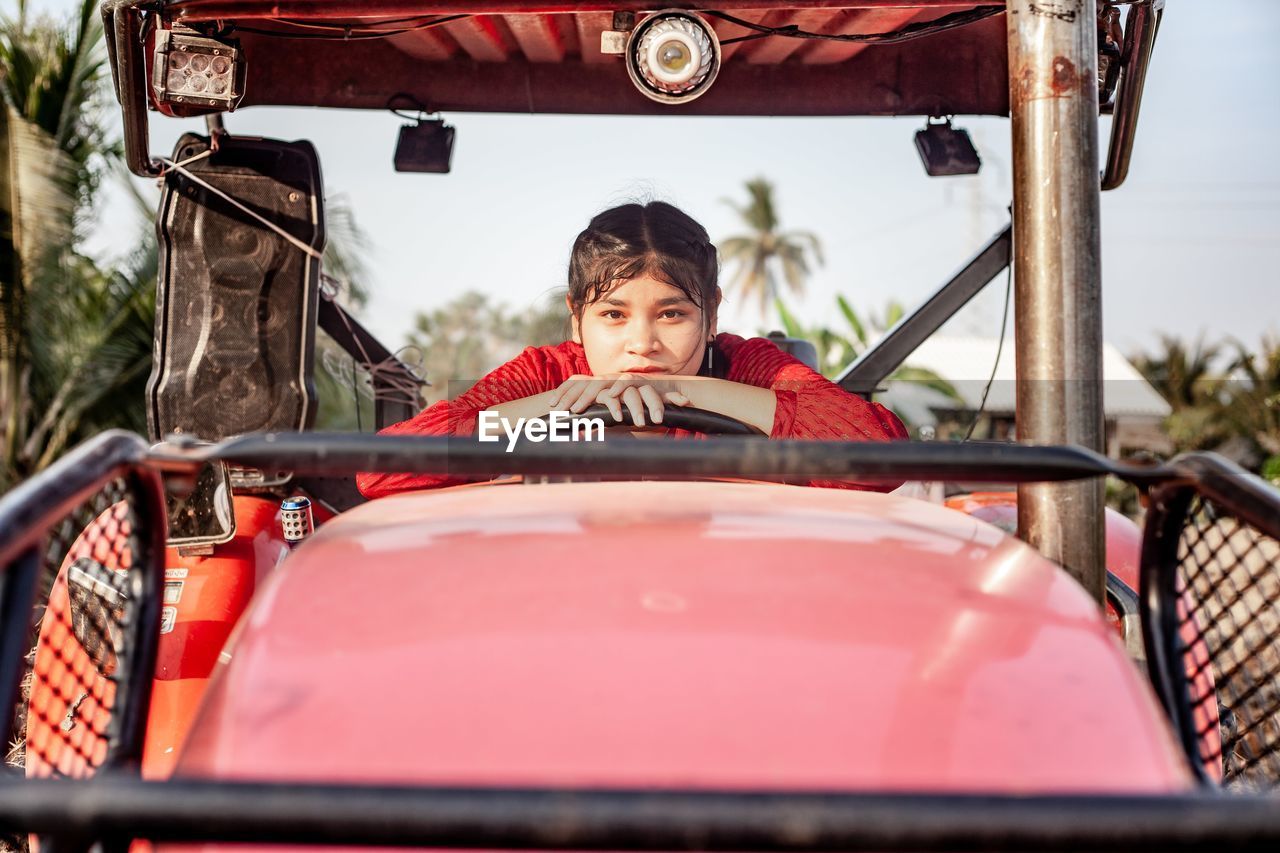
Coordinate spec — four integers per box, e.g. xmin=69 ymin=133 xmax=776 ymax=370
xmin=152 ymin=29 xmax=244 ymax=112
xmin=625 ymin=10 xmax=721 ymax=104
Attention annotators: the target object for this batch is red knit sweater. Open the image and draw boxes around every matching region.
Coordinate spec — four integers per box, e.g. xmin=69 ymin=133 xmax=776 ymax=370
xmin=357 ymin=333 xmax=908 ymax=498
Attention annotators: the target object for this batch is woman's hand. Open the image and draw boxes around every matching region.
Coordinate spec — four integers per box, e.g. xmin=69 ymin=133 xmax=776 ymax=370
xmin=547 ymin=374 xmax=691 ymax=427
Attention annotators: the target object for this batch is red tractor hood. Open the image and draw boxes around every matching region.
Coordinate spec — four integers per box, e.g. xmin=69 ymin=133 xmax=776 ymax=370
xmin=178 ymin=481 xmax=1191 ymax=793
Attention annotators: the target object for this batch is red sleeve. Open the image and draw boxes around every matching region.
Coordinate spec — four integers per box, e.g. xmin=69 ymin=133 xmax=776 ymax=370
xmin=356 ymin=345 xmax=571 ymax=498
xmin=721 ymin=335 xmax=909 ymax=492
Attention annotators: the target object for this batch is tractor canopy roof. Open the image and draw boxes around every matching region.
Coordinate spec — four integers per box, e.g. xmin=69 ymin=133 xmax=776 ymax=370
xmin=158 ymin=1 xmax=1010 ymax=116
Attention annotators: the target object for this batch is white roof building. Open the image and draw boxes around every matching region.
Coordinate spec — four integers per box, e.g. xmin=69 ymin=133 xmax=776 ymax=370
xmin=874 ymin=336 xmax=1173 ymax=455
xmin=882 ymin=335 xmax=1171 ymax=415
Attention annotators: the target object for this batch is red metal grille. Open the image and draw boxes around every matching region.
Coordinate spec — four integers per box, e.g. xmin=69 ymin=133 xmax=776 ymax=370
xmin=1167 ymin=494 xmax=1280 ymax=790
xmin=7 ymin=478 xmax=145 ymax=781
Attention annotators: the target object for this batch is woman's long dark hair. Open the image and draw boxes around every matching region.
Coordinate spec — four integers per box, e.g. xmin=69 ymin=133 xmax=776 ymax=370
xmin=567 ymin=202 xmax=723 ymax=377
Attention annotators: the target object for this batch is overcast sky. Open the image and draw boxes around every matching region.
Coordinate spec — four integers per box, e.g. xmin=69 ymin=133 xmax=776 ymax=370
xmin=24 ymin=0 xmax=1280 ymax=370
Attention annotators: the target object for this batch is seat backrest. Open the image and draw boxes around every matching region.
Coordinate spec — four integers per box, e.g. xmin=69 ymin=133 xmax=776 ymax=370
xmin=765 ymin=331 xmax=820 ymax=371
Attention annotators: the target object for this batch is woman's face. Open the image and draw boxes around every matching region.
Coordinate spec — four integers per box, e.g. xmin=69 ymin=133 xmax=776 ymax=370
xmin=569 ymin=274 xmax=719 ymax=376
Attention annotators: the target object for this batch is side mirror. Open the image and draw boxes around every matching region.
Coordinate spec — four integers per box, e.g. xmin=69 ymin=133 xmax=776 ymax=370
xmin=166 ymin=459 xmax=236 ymax=547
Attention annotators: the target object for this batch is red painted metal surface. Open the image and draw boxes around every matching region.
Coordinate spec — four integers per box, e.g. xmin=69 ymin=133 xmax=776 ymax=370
xmin=945 ymin=491 xmax=1223 ymax=781
xmin=1182 ymin=605 xmax=1223 ymax=783
xmin=947 ymin=492 xmax=1142 ymax=652
xmin=169 ymin=1 xmax=1001 ymax=21
xmin=25 ymin=503 xmax=136 ymax=780
xmin=179 ymin=482 xmax=1192 ymax=793
xmin=945 ymin=492 xmax=1141 ymax=590
xmin=144 ymin=4 xmax=1010 ymax=116
xmin=140 ymin=496 xmax=290 ymax=779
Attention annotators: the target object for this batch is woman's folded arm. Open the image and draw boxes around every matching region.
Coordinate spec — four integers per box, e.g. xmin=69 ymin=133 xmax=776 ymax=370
xmin=721 ymin=335 xmax=909 ymax=491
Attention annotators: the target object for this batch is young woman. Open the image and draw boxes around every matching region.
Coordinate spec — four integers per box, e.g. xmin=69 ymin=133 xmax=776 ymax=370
xmin=357 ymin=202 xmax=908 ymax=498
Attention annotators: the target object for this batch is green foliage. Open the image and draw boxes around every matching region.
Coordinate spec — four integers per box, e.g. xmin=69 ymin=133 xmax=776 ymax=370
xmin=319 ymin=192 xmax=372 ymax=309
xmin=770 ymin=293 xmax=961 ymax=430
xmin=407 ymin=289 xmax=568 ymax=404
xmin=1131 ymin=334 xmax=1223 ymax=409
xmin=311 ymin=194 xmax=378 ymax=431
xmin=523 ymin=289 xmax=572 ymax=349
xmin=21 ymin=218 xmax=155 ymax=470
xmin=0 ymin=0 xmax=117 ymax=241
xmin=1130 ymin=334 xmax=1230 ymax=452
xmin=881 ymin=299 xmax=904 ymax=330
xmin=718 ymin=177 xmax=823 ymax=320
xmin=0 ymin=2 xmax=379 ymax=467
xmin=313 ymin=336 xmax=378 ymax=432
xmin=773 ymin=293 xmax=955 ymax=382
xmin=886 ymin=365 xmax=963 ymax=403
xmin=0 ymin=0 xmax=148 ymax=490
xmin=1106 ymin=475 xmax=1142 ymax=520
xmin=1131 ymin=334 xmax=1280 ymax=475
xmin=836 ymin=294 xmax=867 ymax=349
xmin=1221 ymin=337 xmax=1280 ymax=464
xmin=1262 ymin=455 xmax=1280 ymax=487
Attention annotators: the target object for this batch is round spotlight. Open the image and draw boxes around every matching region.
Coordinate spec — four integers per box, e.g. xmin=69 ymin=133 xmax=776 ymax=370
xmin=626 ymin=10 xmax=721 ymax=104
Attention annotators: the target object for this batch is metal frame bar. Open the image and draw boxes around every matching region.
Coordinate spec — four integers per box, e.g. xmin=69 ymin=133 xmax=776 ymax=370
xmin=149 ymin=430 xmax=1175 ymax=485
xmin=1105 ymin=571 xmax=1145 ymax=664
xmin=103 ymin=1 xmax=162 ymax=178
xmin=835 ymin=225 xmax=1011 ymax=396
xmin=2 ymin=445 xmax=1275 ymax=847
xmin=1007 ymin=0 xmax=1106 ymax=602
xmin=109 ymin=1 xmax=1158 ymax=186
xmin=5 ymin=776 xmax=1280 ymax=851
xmin=0 ymin=547 xmax=41 ymax=750
xmin=108 ymin=468 xmax=168 ymax=772
xmin=105 ymin=1 xmax=1012 ymax=179
xmin=1139 ymin=480 xmax=1205 ymax=783
xmin=0 ymin=432 xmax=155 ymax=567
xmin=1138 ymin=452 xmax=1280 ymax=787
xmin=0 ymin=431 xmax=168 ymax=772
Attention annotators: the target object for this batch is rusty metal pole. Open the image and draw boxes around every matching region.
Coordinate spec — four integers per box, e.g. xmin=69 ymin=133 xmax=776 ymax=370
xmin=1007 ymin=0 xmax=1106 ymax=604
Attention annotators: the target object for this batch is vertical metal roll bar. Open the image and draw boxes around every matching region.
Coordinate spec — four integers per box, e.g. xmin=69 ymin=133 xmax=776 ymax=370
xmin=1006 ymin=0 xmax=1106 ymax=603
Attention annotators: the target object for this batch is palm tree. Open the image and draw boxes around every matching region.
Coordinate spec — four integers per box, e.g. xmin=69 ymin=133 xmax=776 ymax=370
xmin=0 ymin=0 xmax=139 ymax=488
xmin=17 ymin=194 xmax=155 ymax=470
xmin=718 ymin=178 xmax=823 ymax=319
xmin=313 ymin=192 xmax=381 ymax=430
xmin=320 ymin=191 xmax=373 ymax=308
xmin=1131 ymin=334 xmax=1223 ymax=410
xmin=1131 ymin=335 xmax=1230 ymax=454
xmin=1221 ymin=337 xmax=1280 ymax=474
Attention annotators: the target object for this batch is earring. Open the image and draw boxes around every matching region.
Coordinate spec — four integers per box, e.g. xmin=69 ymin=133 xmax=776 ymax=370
xmin=705 ymin=341 xmax=714 ymax=373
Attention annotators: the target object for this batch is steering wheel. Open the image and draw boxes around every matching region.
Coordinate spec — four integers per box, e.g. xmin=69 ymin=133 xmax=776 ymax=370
xmin=547 ymin=404 xmax=763 ymax=436
xmin=505 ymin=405 xmax=762 ymax=485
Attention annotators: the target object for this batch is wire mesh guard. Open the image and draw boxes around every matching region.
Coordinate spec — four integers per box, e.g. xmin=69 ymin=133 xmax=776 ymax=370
xmin=1174 ymin=494 xmax=1280 ymax=791
xmin=5 ymin=477 xmax=145 ymax=782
